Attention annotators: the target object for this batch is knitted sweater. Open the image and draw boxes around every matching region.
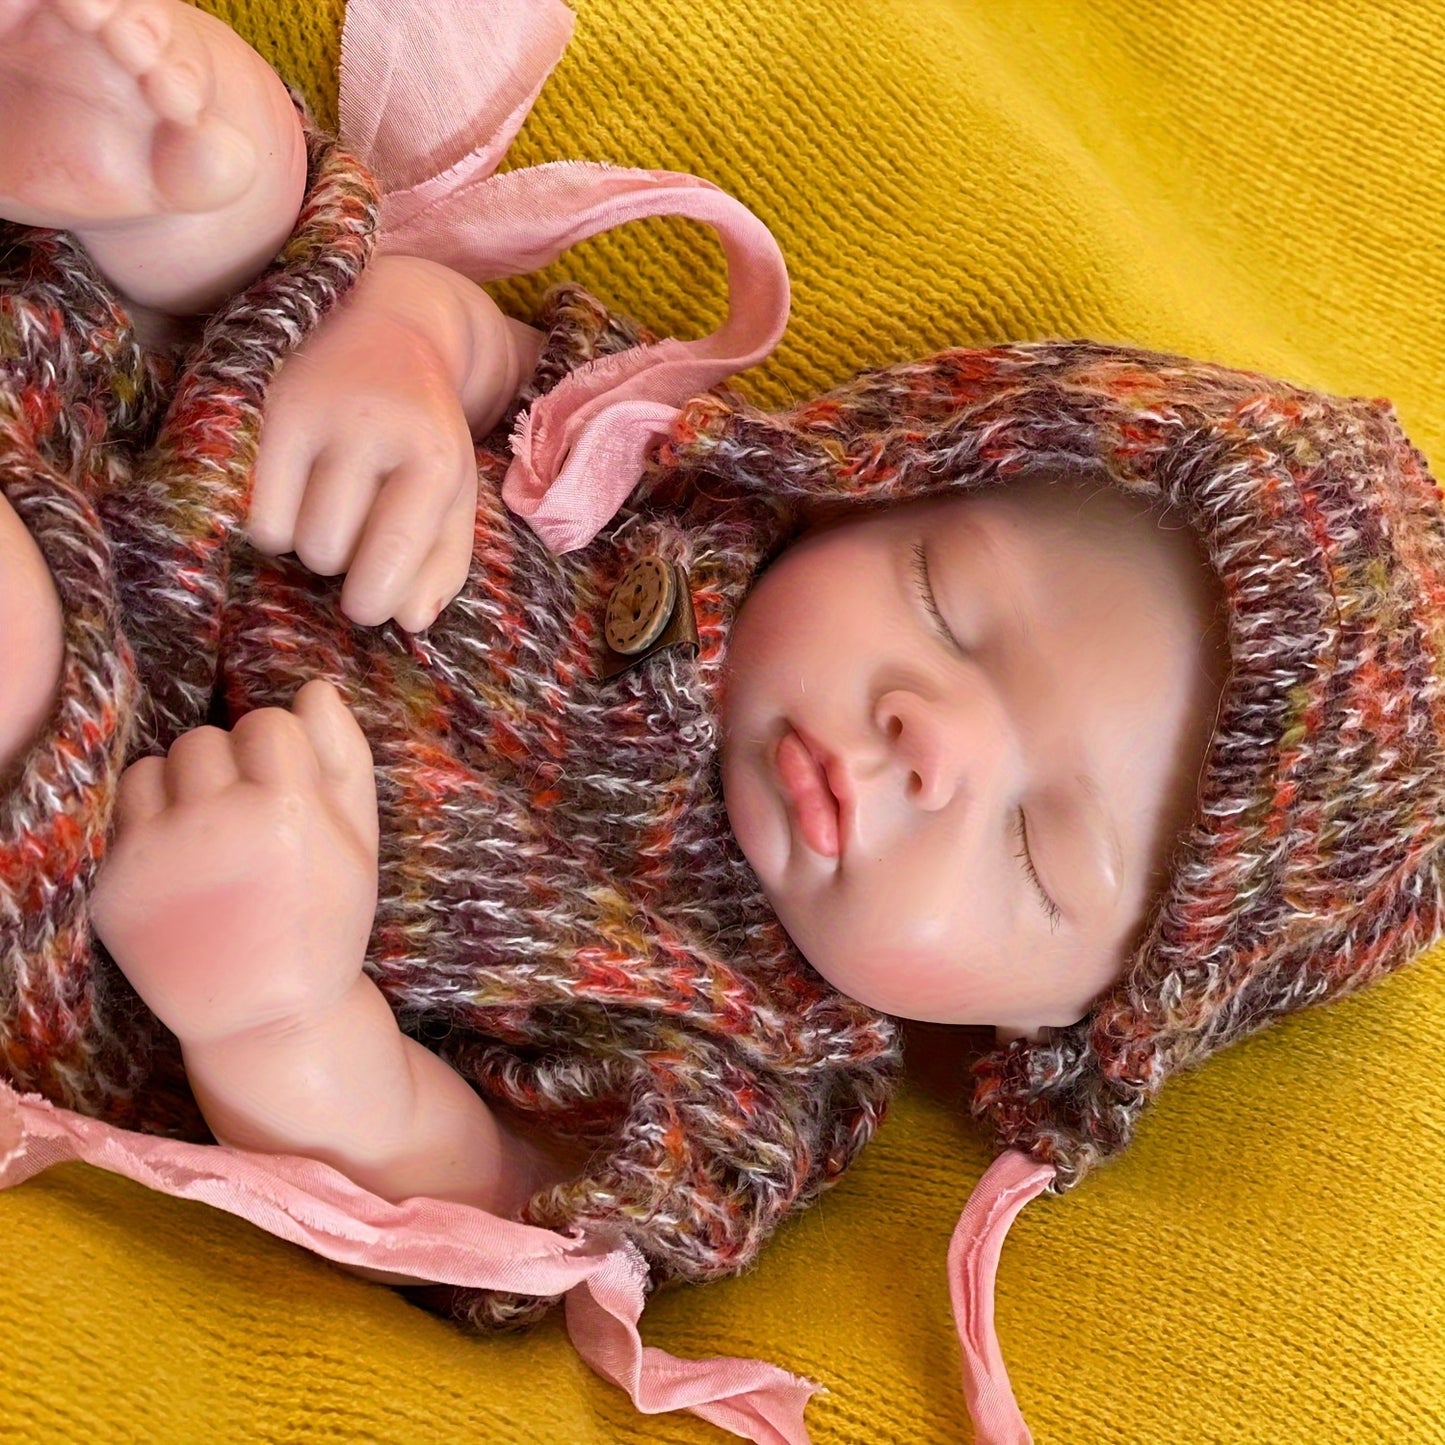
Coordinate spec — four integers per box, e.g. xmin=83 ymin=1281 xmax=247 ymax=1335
xmin=8 ymin=109 xmax=1444 ymax=1350
xmin=0 ymin=130 xmax=898 ymax=1329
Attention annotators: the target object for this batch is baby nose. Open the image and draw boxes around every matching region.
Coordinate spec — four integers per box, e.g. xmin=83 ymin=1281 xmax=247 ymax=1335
xmin=873 ymin=687 xmax=1006 ymax=811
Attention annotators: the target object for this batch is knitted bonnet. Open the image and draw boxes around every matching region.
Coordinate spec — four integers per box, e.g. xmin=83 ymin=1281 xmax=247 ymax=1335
xmin=644 ymin=340 xmax=1445 ymax=1193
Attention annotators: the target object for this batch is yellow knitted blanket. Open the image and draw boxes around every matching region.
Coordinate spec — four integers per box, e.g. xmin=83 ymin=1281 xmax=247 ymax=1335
xmin=5 ymin=2 xmax=1442 ymax=1440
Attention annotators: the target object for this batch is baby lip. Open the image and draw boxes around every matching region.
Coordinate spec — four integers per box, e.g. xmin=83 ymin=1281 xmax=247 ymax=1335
xmin=786 ymin=724 xmax=853 ymax=860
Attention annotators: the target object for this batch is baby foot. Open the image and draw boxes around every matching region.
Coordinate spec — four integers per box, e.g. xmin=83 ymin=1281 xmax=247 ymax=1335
xmin=0 ymin=0 xmax=306 ymax=336
xmin=0 ymin=0 xmax=256 ymax=224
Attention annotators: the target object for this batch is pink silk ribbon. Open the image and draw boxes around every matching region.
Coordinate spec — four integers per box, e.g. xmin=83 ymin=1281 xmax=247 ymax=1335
xmin=338 ymin=0 xmax=791 ymax=554
xmin=0 ymin=1078 xmax=819 ymax=1444
xmin=948 ymin=1149 xmax=1056 ymax=1444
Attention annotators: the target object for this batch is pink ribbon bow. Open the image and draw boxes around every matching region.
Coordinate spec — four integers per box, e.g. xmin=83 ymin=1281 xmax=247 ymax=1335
xmin=339 ymin=0 xmax=790 ymax=553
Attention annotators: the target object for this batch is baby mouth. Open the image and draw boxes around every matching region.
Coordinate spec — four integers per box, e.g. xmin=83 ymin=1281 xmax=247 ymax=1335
xmin=776 ymin=727 xmax=841 ymax=858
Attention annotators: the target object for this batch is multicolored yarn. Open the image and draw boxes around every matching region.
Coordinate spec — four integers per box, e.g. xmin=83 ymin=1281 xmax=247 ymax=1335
xmin=3 ymin=113 xmax=1443 ymax=1343
xmin=654 ymin=346 xmax=1445 ymax=1190
xmin=0 ymin=116 xmax=376 ymax=1138
xmin=0 ymin=128 xmax=898 ymax=1330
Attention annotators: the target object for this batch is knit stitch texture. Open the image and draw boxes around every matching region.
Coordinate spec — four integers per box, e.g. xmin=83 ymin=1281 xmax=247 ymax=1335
xmin=0 ymin=123 xmax=898 ymax=1331
xmin=4 ymin=112 xmax=1444 ymax=1339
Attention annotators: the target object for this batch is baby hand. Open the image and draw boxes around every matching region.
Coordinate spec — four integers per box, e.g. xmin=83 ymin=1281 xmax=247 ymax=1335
xmin=249 ymin=257 xmax=481 ymax=633
xmin=90 ymin=679 xmax=380 ymax=1046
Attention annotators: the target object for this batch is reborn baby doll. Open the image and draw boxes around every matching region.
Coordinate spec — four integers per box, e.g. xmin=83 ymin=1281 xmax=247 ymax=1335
xmin=3 ymin=1 xmax=1444 ymax=1442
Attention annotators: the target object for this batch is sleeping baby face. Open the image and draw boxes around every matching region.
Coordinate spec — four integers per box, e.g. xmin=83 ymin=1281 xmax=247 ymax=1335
xmin=718 ymin=473 xmax=1230 ymax=1043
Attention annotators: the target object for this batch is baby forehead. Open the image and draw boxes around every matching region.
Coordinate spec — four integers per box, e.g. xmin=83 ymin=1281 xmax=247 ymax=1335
xmin=803 ymin=470 xmax=1224 ymax=647
xmin=806 ymin=467 xmax=1186 ymax=543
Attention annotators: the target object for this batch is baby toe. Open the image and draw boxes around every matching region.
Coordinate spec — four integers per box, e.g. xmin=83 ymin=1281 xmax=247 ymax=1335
xmin=99 ymin=0 xmax=169 ymax=75
xmin=52 ymin=0 xmax=121 ymax=33
xmin=140 ymin=46 xmax=210 ymax=124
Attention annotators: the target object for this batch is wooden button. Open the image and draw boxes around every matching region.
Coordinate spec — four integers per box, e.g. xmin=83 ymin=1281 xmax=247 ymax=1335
xmin=605 ymin=555 xmax=678 ymax=654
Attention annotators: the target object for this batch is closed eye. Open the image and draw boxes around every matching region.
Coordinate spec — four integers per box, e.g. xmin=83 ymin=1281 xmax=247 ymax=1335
xmin=912 ymin=538 xmax=1058 ymax=931
xmin=911 ymin=541 xmax=963 ymax=655
xmin=1012 ymin=808 xmax=1063 ymax=933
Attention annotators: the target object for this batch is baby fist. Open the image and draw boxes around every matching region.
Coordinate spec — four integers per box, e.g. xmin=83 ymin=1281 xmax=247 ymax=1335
xmin=91 ymin=679 xmax=381 ymax=1045
xmin=248 ymin=258 xmax=482 ymax=634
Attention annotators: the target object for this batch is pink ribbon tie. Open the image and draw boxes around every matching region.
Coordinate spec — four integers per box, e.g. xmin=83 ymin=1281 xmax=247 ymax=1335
xmin=0 ymin=1078 xmax=817 ymax=1443
xmin=948 ymin=1149 xmax=1056 ymax=1445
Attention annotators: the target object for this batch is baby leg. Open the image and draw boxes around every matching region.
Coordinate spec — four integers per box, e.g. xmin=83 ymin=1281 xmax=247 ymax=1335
xmin=0 ymin=0 xmax=307 ymax=344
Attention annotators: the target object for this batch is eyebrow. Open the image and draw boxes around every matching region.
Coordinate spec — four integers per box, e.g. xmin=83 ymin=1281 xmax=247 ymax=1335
xmin=962 ymin=517 xmax=1127 ymax=918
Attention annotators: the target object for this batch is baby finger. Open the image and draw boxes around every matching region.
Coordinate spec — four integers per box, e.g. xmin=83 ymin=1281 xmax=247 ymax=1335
xmin=162 ymin=724 xmax=242 ymax=804
xmin=110 ymin=753 xmax=169 ymax=835
xmin=392 ymin=497 xmax=476 ymax=633
xmin=249 ymin=408 xmax=317 ymax=557
xmin=229 ymin=704 xmax=318 ymax=791
xmin=290 ymin=449 xmax=383 ymax=578
xmin=340 ymin=452 xmax=475 ymax=628
xmin=288 ymin=678 xmax=379 ymax=861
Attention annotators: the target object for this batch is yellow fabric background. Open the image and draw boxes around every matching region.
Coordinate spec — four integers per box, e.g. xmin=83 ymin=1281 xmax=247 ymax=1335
xmin=5 ymin=2 xmax=1444 ymax=1441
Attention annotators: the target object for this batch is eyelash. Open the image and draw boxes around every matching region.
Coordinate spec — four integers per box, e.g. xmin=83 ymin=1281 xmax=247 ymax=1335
xmin=911 ymin=541 xmax=1061 ymax=933
xmin=910 ymin=541 xmax=958 ymax=650
xmin=1012 ymin=809 xmax=1063 ymax=932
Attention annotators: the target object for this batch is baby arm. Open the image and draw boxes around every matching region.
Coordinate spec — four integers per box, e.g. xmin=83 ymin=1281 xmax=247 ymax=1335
xmin=182 ymin=973 xmax=552 ymax=1286
xmin=249 ymin=255 xmax=546 ymax=633
xmin=90 ymin=678 xmax=558 ymax=1285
